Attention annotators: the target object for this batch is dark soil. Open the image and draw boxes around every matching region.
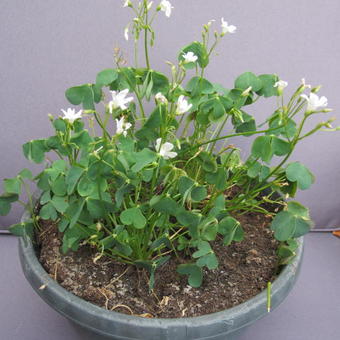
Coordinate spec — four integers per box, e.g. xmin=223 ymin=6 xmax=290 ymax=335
xmin=37 ymin=212 xmax=279 ymax=318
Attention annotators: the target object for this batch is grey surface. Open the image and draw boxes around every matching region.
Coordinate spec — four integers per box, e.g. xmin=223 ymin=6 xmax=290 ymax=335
xmin=0 ymin=232 xmax=338 ymax=339
xmin=1 ymin=0 xmax=340 ymax=229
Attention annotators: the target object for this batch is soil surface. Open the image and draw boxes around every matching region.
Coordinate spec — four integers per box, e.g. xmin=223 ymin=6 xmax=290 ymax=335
xmin=37 ymin=212 xmax=279 ymax=318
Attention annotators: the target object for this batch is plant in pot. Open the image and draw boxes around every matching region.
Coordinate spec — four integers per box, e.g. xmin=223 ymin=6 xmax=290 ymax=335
xmin=1 ymin=1 xmax=337 ymax=339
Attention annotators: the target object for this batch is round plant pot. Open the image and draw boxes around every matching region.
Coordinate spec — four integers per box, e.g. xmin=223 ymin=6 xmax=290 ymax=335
xmin=18 ymin=207 xmax=304 ymax=340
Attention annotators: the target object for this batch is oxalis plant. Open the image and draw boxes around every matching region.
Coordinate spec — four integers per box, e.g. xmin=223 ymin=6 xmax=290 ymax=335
xmin=1 ymin=0 xmax=338 ymax=289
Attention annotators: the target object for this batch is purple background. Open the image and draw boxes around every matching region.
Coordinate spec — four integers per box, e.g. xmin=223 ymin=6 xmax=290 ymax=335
xmin=0 ymin=1 xmax=340 ymax=339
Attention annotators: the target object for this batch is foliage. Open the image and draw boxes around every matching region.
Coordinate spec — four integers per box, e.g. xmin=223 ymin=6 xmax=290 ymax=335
xmin=1 ymin=0 xmax=337 ymax=288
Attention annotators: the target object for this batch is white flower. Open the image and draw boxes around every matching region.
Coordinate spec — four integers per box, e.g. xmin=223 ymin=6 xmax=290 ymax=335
xmin=115 ymin=116 xmax=132 ymax=137
xmin=176 ymin=95 xmax=192 ymax=115
xmin=156 ymin=138 xmax=177 ymax=159
xmin=301 ymin=78 xmax=311 ymax=89
xmin=160 ymin=0 xmax=174 ymax=18
xmin=124 ymin=27 xmax=129 ymax=41
xmin=123 ymin=0 xmax=130 ymax=7
xmin=61 ymin=108 xmax=82 ymax=123
xmin=182 ymin=51 xmax=198 ymax=64
xmin=300 ymin=92 xmax=328 ymax=112
xmin=155 ymin=92 xmax=168 ymax=104
xmin=274 ymin=80 xmax=288 ymax=90
xmin=109 ymin=89 xmax=134 ymax=112
xmin=221 ymin=18 xmax=237 ymax=35
xmin=274 ymin=80 xmax=288 ymax=94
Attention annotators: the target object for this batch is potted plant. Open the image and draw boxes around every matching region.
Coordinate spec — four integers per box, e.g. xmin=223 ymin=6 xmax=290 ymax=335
xmin=1 ymin=1 xmax=337 ymax=339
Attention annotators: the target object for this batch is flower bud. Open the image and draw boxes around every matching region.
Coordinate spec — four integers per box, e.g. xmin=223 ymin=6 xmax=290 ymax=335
xmin=48 ymin=114 xmax=54 ymax=122
xmin=241 ymin=86 xmax=252 ymax=97
xmin=311 ymin=85 xmax=322 ymax=93
xmin=322 ymin=108 xmax=333 ymax=113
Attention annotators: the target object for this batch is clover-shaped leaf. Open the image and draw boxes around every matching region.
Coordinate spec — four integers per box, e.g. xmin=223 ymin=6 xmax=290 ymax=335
xmin=286 ymin=162 xmax=314 ymax=190
xmin=177 ymin=263 xmax=203 ymax=287
xmin=120 ymin=207 xmax=146 ymax=229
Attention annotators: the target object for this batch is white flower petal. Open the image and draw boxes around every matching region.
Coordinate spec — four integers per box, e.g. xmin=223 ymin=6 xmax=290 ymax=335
xmin=160 ymin=0 xmax=174 ymax=17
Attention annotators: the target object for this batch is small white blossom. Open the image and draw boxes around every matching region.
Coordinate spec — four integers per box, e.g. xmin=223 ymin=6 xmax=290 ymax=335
xmin=207 ymin=19 xmax=216 ymax=27
xmin=160 ymin=0 xmax=174 ymax=18
xmin=109 ymin=89 xmax=134 ymax=112
xmin=300 ymin=92 xmax=328 ymax=112
xmin=156 ymin=138 xmax=177 ymax=159
xmin=301 ymin=78 xmax=311 ymax=89
xmin=221 ymin=18 xmax=237 ymax=35
xmin=274 ymin=80 xmax=288 ymax=95
xmin=274 ymin=80 xmax=288 ymax=90
xmin=115 ymin=116 xmax=132 ymax=137
xmin=123 ymin=0 xmax=130 ymax=7
xmin=61 ymin=108 xmax=82 ymax=123
xmin=124 ymin=27 xmax=129 ymax=41
xmin=182 ymin=51 xmax=198 ymax=64
xmin=155 ymin=92 xmax=168 ymax=104
xmin=176 ymin=95 xmax=192 ymax=115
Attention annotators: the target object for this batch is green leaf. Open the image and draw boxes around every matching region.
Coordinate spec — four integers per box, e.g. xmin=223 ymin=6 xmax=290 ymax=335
xmin=232 ymin=111 xmax=256 ymax=134
xmin=191 ymin=186 xmax=207 ymax=202
xmin=51 ymin=196 xmax=69 ymax=213
xmin=271 ymin=211 xmax=312 ymax=241
xmin=40 ymin=190 xmax=51 ymax=205
xmin=205 ymin=167 xmax=227 ymax=190
xmin=18 ymin=169 xmax=33 ymax=180
xmin=287 ymin=201 xmax=310 ymax=218
xmin=53 ymin=118 xmax=67 ymax=133
xmin=86 ymin=198 xmax=114 ymax=219
xmin=115 ymin=184 xmax=134 ymax=208
xmin=151 ymin=197 xmax=180 ymax=215
xmin=286 ymin=162 xmax=314 ymax=190
xmin=66 ymin=166 xmax=85 ymax=195
xmin=70 ymin=130 xmax=92 ymax=148
xmin=272 ymin=137 xmax=291 ymax=156
xmin=120 ymin=207 xmax=146 ymax=229
xmin=196 ymin=253 xmax=218 ymax=270
xmin=131 ymin=148 xmax=157 ymax=172
xmin=4 ymin=178 xmax=21 ymax=195
xmin=136 ymin=107 xmax=162 ymax=142
xmin=65 ymin=84 xmax=96 ymax=110
xmin=0 ymin=193 xmax=19 ymax=216
xmin=40 ymin=202 xmax=58 ymax=221
xmin=256 ymin=74 xmax=279 ymax=97
xmin=110 ymin=67 xmax=137 ymax=91
xmin=192 ymin=241 xmax=212 ymax=258
xmin=51 ymin=175 xmax=67 ymax=197
xmin=96 ymin=69 xmax=118 ymax=87
xmin=23 ymin=139 xmax=47 ymax=164
xmin=65 ymin=198 xmax=86 ymax=230
xmin=177 ymin=263 xmax=203 ymax=287
xmin=186 ymin=77 xmax=214 ymax=96
xmin=198 ymin=151 xmax=217 ymax=173
xmin=178 ymin=176 xmax=195 ymax=196
xmin=150 ymin=70 xmax=169 ymax=95
xmin=179 ymin=41 xmax=209 ymax=69
xmin=218 ymin=216 xmax=241 ymax=245
xmin=235 ymin=72 xmax=262 ymax=92
xmin=9 ymin=221 xmax=34 ymax=237
xmin=251 ymin=136 xmax=273 ymax=163
xmin=77 ymin=175 xmax=97 ymax=197
xmin=247 ymin=161 xmax=262 ymax=178
xmin=61 ymin=223 xmax=88 ymax=253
